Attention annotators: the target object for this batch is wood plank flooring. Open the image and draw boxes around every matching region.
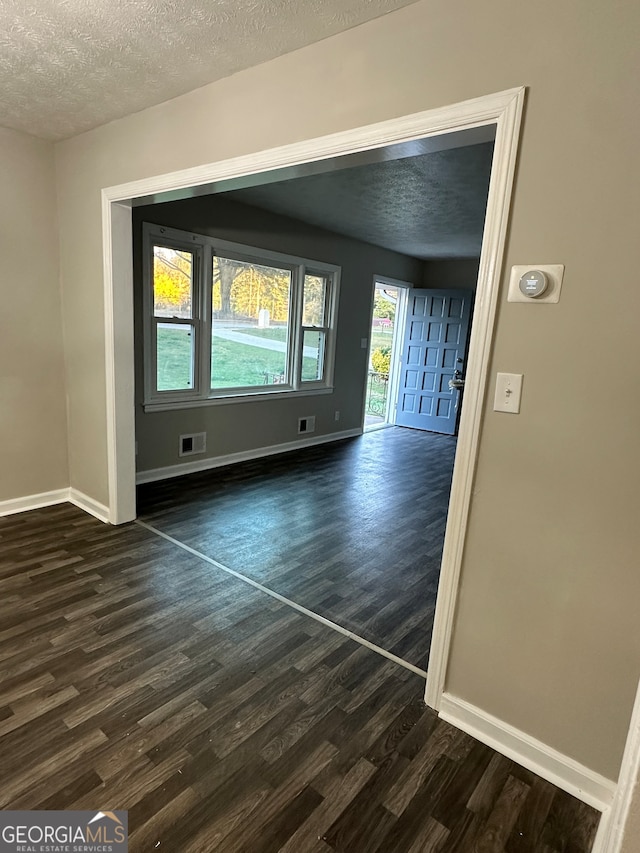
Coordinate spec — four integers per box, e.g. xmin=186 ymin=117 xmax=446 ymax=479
xmin=138 ymin=428 xmax=457 ymax=672
xmin=0 ymin=499 xmax=600 ymax=851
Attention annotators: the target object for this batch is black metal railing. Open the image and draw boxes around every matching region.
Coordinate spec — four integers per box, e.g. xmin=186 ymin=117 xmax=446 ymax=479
xmin=365 ymin=370 xmax=389 ymax=416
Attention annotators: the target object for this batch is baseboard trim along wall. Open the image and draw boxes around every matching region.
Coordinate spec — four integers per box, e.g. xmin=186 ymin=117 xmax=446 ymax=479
xmin=0 ymin=431 xmax=362 ymax=520
xmin=439 ymin=693 xmax=616 ymax=813
xmin=67 ymin=489 xmax=111 ymax=524
xmin=135 ymin=428 xmax=363 ymax=485
xmin=0 ymin=488 xmax=69 ymax=517
xmin=0 ymin=488 xmax=110 ymax=524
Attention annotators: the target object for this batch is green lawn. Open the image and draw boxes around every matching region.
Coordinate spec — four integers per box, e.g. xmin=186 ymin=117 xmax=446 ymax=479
xmin=156 ymin=326 xmax=194 ymax=391
xmin=156 ymin=324 xmax=393 ymax=402
xmin=370 ymin=328 xmax=395 ymax=353
xmin=240 ymin=326 xmax=288 ymax=343
xmin=246 ymin=326 xmax=394 ymax=353
xmin=156 ymin=326 xmax=317 ymax=390
xmin=211 ymin=335 xmax=288 ymax=388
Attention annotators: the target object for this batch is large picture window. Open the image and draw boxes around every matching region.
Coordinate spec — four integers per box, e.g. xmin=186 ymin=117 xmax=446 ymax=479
xmin=143 ymin=224 xmax=340 ymax=409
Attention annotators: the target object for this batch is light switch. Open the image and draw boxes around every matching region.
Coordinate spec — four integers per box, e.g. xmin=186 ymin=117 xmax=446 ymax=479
xmin=494 ymin=372 xmax=523 ymax=414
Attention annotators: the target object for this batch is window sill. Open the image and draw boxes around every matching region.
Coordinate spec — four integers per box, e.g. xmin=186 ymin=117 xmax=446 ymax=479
xmin=143 ymin=385 xmax=334 ymax=413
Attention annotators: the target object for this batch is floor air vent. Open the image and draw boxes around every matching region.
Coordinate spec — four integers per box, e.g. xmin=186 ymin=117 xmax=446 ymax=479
xmin=179 ymin=432 xmax=206 ymax=457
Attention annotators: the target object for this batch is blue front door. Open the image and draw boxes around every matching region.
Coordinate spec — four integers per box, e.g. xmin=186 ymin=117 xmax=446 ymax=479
xmin=395 ymin=289 xmax=472 ymax=434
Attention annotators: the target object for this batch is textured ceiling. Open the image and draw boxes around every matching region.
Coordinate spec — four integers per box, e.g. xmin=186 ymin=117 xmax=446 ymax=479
xmin=0 ymin=0 xmax=419 ymax=141
xmin=222 ymin=142 xmax=495 ymax=259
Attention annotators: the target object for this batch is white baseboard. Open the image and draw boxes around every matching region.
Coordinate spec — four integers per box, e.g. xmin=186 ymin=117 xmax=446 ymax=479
xmin=135 ymin=428 xmax=362 ymax=484
xmin=0 ymin=430 xmax=363 ymax=519
xmin=0 ymin=487 xmax=110 ymax=524
xmin=0 ymin=488 xmax=69 ymax=517
xmin=67 ymin=489 xmax=110 ymax=524
xmin=439 ymin=693 xmax=616 ymax=812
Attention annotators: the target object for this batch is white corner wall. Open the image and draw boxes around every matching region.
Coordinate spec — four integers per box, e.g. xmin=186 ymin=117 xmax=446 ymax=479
xmin=0 ymin=126 xmax=68 ymax=509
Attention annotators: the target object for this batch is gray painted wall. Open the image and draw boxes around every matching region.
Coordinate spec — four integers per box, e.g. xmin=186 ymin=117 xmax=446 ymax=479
xmin=423 ymin=258 xmax=480 ymax=290
xmin=133 ymin=195 xmax=423 ymax=473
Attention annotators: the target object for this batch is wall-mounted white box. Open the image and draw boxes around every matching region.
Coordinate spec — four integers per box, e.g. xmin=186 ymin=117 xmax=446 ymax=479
xmin=507 ymin=264 xmax=564 ymax=303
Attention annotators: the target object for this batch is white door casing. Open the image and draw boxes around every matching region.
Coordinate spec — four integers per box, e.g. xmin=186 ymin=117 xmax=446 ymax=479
xmin=101 ymin=86 xmax=526 ymax=709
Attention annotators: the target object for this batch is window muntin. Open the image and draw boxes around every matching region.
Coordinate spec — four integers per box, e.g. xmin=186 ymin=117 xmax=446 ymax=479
xmin=143 ymin=224 xmax=339 ymax=407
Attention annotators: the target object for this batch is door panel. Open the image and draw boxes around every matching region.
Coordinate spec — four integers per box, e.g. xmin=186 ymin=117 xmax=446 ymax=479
xmin=395 ymin=289 xmax=472 ymax=434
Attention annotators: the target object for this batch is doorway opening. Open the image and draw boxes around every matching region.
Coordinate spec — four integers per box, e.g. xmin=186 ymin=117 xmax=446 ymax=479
xmin=365 ymin=278 xmax=408 ymax=431
xmin=366 ymin=282 xmax=475 ymax=437
xmin=103 ymin=88 xmax=525 ymax=710
xmin=394 ymin=287 xmax=473 ymax=435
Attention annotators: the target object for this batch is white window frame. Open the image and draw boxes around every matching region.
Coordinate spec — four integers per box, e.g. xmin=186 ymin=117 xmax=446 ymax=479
xmin=142 ymin=223 xmax=340 ymax=411
xmin=297 ymin=269 xmax=335 ymax=386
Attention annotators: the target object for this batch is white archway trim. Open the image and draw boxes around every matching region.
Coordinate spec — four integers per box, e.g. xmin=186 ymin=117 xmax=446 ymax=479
xmin=423 ymin=88 xmax=524 ymax=707
xmin=102 ymin=200 xmax=136 ymax=525
xmin=102 ymin=86 xmax=526 ymax=710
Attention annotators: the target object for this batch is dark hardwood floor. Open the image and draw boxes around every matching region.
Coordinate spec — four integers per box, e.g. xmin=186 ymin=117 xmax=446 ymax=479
xmin=0 ymin=474 xmax=601 ymax=851
xmin=138 ymin=428 xmax=457 ymax=672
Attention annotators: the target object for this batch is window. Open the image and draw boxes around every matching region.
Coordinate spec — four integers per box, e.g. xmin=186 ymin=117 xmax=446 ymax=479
xmin=152 ymin=243 xmax=200 ymax=393
xmin=143 ymin=224 xmax=339 ymax=409
xmin=211 ymin=255 xmax=293 ymax=390
xmin=301 ymin=273 xmax=331 ymax=382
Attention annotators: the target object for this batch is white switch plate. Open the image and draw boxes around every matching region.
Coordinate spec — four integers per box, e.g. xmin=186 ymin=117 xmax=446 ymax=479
xmin=494 ymin=372 xmax=523 ymax=414
xmin=507 ymin=264 xmax=564 ymax=303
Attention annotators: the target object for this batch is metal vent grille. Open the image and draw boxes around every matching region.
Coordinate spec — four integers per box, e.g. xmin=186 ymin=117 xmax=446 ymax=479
xmin=298 ymin=416 xmax=316 ymax=434
xmin=179 ymin=432 xmax=207 ymax=456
